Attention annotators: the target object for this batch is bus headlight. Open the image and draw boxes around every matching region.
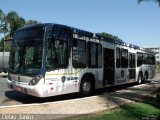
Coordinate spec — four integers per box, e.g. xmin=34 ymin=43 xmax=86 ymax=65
xmin=29 ymin=75 xmax=43 ymax=86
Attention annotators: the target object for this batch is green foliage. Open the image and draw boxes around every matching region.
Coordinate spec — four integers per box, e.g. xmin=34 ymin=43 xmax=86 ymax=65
xmin=73 ymin=102 xmax=160 ymax=120
xmin=4 ymin=44 xmax=11 ymax=51
xmin=0 ymin=8 xmax=40 ymax=52
xmin=98 ymin=32 xmax=120 ymax=40
xmin=138 ymin=0 xmax=160 ymax=6
xmin=0 ymin=38 xmax=11 ymax=52
xmin=25 ymin=20 xmax=40 ymax=26
xmin=0 ymin=9 xmax=40 ymax=38
xmin=6 ymin=11 xmax=26 ymax=38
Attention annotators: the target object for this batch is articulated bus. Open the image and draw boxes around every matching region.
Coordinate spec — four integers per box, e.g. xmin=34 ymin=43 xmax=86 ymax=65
xmin=7 ymin=23 xmax=156 ymax=97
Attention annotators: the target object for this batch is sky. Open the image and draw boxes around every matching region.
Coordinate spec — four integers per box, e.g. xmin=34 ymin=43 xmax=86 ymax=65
xmin=0 ymin=0 xmax=160 ymax=47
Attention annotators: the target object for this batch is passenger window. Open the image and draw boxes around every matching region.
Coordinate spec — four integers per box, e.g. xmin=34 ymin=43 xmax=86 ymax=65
xmin=72 ymin=39 xmax=87 ymax=68
xmin=137 ymin=52 xmax=143 ymax=67
xmin=121 ymin=48 xmax=128 ymax=68
xmin=129 ymin=53 xmax=135 ymax=68
xmin=116 ymin=47 xmax=121 ymax=68
xmin=143 ymin=54 xmax=148 ymax=64
xmin=46 ymin=39 xmax=68 ymax=69
xmin=88 ymin=42 xmax=102 ymax=68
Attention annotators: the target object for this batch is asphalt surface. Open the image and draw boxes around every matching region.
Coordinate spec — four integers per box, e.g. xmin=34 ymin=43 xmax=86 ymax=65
xmin=0 ymin=73 xmax=159 ymax=107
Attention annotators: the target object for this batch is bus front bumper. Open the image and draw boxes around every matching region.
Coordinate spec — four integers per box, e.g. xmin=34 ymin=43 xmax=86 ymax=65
xmin=7 ymin=79 xmax=45 ymax=97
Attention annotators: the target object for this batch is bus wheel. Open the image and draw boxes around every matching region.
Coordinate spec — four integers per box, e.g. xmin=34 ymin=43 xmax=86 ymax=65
xmin=137 ymin=73 xmax=143 ymax=84
xmin=143 ymin=74 xmax=146 ymax=83
xmin=80 ymin=77 xmax=93 ymax=97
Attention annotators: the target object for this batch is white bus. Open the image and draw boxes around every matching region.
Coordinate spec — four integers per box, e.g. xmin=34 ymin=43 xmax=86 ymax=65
xmin=7 ymin=23 xmax=156 ymax=97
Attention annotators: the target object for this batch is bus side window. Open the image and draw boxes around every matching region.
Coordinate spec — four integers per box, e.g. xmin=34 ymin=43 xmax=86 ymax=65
xmin=88 ymin=42 xmax=102 ymax=68
xmin=137 ymin=52 xmax=143 ymax=67
xmin=143 ymin=53 xmax=148 ymax=64
xmin=116 ymin=47 xmax=121 ymax=68
xmin=151 ymin=55 xmax=155 ymax=65
xmin=72 ymin=39 xmax=87 ymax=68
xmin=98 ymin=44 xmax=102 ymax=68
xmin=121 ymin=48 xmax=128 ymax=68
xmin=46 ymin=39 xmax=68 ymax=69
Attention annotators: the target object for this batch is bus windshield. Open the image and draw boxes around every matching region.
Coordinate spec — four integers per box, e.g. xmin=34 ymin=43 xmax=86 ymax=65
xmin=9 ymin=27 xmax=44 ymax=76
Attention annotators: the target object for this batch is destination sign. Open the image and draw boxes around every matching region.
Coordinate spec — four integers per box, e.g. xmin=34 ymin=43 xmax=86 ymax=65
xmin=73 ymin=33 xmax=100 ymax=43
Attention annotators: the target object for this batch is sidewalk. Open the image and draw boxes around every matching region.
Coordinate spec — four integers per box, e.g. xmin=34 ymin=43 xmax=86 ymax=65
xmin=0 ymin=95 xmax=133 ymax=120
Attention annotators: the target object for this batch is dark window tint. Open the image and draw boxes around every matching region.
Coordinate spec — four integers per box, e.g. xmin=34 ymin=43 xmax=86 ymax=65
xmin=149 ymin=54 xmax=155 ymax=65
xmin=121 ymin=48 xmax=128 ymax=68
xmin=143 ymin=54 xmax=148 ymax=64
xmin=129 ymin=53 xmax=135 ymax=68
xmin=14 ymin=27 xmax=44 ymax=41
xmin=72 ymin=39 xmax=87 ymax=68
xmin=116 ymin=47 xmax=121 ymax=68
xmin=88 ymin=42 xmax=102 ymax=68
xmin=137 ymin=52 xmax=143 ymax=67
xmin=98 ymin=44 xmax=102 ymax=68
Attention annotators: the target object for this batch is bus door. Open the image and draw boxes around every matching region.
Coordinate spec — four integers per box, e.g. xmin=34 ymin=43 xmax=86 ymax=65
xmin=129 ymin=53 xmax=136 ymax=81
xmin=115 ymin=48 xmax=129 ymax=84
xmin=103 ymin=48 xmax=115 ymax=85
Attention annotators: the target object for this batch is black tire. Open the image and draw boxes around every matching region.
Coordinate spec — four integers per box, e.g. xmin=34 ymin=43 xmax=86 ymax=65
xmin=137 ymin=73 xmax=143 ymax=84
xmin=143 ymin=73 xmax=148 ymax=83
xmin=80 ymin=76 xmax=93 ymax=97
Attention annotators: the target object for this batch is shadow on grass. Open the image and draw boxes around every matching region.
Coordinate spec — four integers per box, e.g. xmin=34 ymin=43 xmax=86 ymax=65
xmin=103 ymin=79 xmax=160 ymax=110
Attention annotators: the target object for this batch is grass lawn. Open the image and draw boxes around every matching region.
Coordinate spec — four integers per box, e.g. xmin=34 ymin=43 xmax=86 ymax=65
xmin=69 ymin=102 xmax=160 ymax=120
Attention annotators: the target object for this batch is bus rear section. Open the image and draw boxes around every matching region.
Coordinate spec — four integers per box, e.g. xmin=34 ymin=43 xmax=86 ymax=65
xmin=136 ymin=52 xmax=156 ymax=84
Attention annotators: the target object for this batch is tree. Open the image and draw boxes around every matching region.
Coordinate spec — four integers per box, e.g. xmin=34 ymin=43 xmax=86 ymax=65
xmin=0 ymin=9 xmax=4 ymax=26
xmin=0 ymin=10 xmax=26 ymax=51
xmin=6 ymin=11 xmax=25 ymax=38
xmin=98 ymin=32 xmax=120 ymax=40
xmin=1 ymin=9 xmax=40 ymax=39
xmin=25 ymin=20 xmax=40 ymax=26
xmin=0 ymin=9 xmax=9 ymax=52
xmin=0 ymin=9 xmax=8 ymax=35
xmin=138 ymin=0 xmax=160 ymax=6
xmin=0 ymin=9 xmax=5 ymax=51
xmin=0 ymin=9 xmax=41 ymax=52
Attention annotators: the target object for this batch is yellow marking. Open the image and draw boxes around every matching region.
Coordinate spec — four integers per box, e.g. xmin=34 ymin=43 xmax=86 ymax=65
xmin=45 ymin=69 xmax=83 ymax=76
xmin=45 ymin=74 xmax=65 ymax=76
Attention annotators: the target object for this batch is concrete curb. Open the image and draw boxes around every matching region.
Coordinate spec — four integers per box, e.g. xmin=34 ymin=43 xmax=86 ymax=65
xmin=0 ymin=94 xmax=134 ymax=115
xmin=0 ymin=95 xmax=99 ymax=109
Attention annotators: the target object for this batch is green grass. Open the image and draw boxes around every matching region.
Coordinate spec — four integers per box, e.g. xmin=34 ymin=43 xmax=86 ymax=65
xmin=71 ymin=102 xmax=160 ymax=120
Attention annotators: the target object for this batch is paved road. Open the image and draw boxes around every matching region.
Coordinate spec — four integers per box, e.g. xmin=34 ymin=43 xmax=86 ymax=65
xmin=0 ymin=76 xmax=15 ymax=106
xmin=0 ymin=73 xmax=160 ymax=107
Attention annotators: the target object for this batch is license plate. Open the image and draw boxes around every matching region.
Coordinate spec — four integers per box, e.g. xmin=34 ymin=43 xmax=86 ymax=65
xmin=15 ymin=86 xmax=21 ymax=91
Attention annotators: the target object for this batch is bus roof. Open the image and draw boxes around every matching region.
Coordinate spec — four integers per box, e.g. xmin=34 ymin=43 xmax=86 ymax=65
xmin=16 ymin=23 xmax=155 ymax=54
